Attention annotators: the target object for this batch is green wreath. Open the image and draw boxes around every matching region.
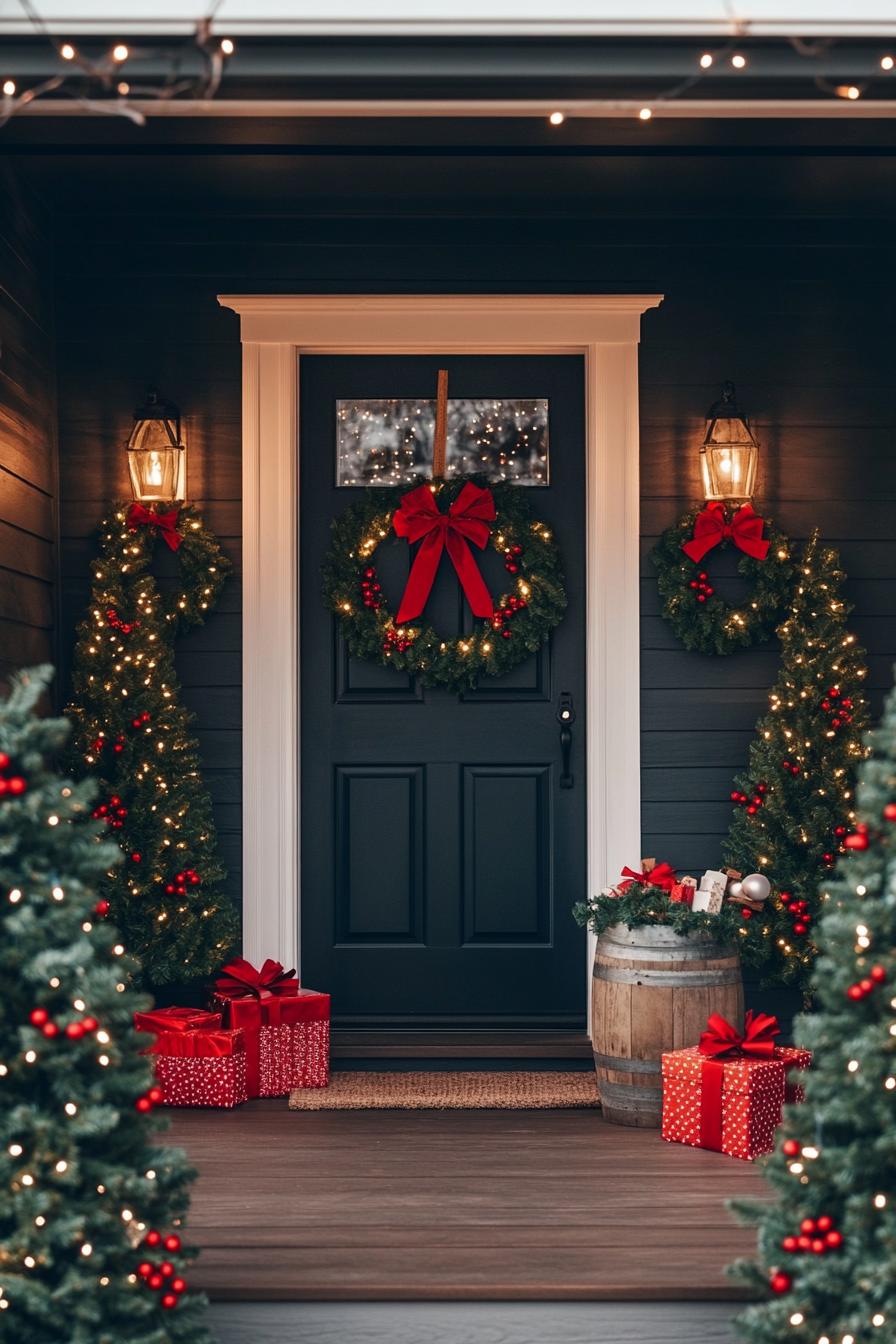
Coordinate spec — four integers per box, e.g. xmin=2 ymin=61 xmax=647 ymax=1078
xmin=92 ymin=502 xmax=231 ymax=631
xmin=322 ymin=476 xmax=566 ymax=692
xmin=652 ymin=504 xmax=793 ymax=656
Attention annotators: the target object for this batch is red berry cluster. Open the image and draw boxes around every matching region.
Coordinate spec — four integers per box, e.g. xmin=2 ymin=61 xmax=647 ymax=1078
xmin=93 ymin=794 xmax=128 ymax=829
xmin=165 ymin=868 xmax=200 ymax=897
xmin=503 ymin=542 xmax=523 ymax=574
xmin=105 ymin=606 xmax=139 ymax=635
xmin=29 ymin=1007 xmax=98 ymax=1040
xmin=131 ymin=711 xmax=152 ymax=731
xmin=688 ymin=570 xmax=715 ymax=604
xmin=360 ymin=566 xmax=384 ymax=611
xmin=491 ymin=593 xmax=527 ymax=640
xmin=779 ymin=891 xmax=811 ymax=938
xmin=781 ymin=1215 xmax=844 ymax=1256
xmin=781 ymin=757 xmax=801 ymax=778
xmin=844 ymin=823 xmax=870 ymax=852
xmin=731 ymin=781 xmax=767 ymax=814
xmin=847 ymin=964 xmax=886 ymax=1001
xmin=383 ymin=627 xmax=413 ymax=654
xmin=137 ymin=1231 xmax=186 ymax=1309
xmin=0 ymin=751 xmax=27 ymax=798
xmin=820 ymin=684 xmax=854 ymax=731
xmin=92 ymin=733 xmax=126 ymax=756
xmin=135 ymin=1084 xmax=165 ymax=1114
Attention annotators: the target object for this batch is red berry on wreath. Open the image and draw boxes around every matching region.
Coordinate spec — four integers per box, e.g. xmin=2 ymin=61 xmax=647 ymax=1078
xmin=696 ymin=594 xmax=706 ymax=604
xmin=511 ymin=544 xmax=523 ymax=556
xmin=505 ymin=562 xmax=519 ymax=574
xmin=741 ymin=908 xmax=752 ymax=920
xmin=95 ymin=899 xmax=110 ymax=916
xmin=769 ymin=1271 xmax=792 ymax=1294
xmin=698 ymin=572 xmax=708 ymax=581
xmin=822 ymin=853 xmax=834 ymax=865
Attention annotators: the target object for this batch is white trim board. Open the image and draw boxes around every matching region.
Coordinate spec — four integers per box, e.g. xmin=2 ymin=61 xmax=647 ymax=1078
xmin=218 ymin=293 xmax=661 ymax=1021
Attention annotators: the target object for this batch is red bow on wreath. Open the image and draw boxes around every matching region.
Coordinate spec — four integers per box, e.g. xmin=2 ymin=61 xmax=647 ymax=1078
xmin=127 ymin=502 xmax=183 ymax=552
xmin=618 ymin=860 xmax=677 ymax=892
xmin=213 ymin=956 xmax=299 ymax=1002
xmin=393 ymin=482 xmax=495 ymax=625
xmin=681 ymin=502 xmax=770 ymax=564
xmin=698 ymin=1009 xmax=781 ymax=1059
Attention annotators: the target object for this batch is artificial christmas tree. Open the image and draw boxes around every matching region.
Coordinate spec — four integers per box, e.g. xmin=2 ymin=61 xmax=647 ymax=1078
xmin=731 ymin=668 xmax=896 ymax=1343
xmin=0 ymin=666 xmax=211 ymax=1343
xmin=724 ymin=533 xmax=870 ymax=993
xmin=67 ymin=504 xmax=239 ymax=985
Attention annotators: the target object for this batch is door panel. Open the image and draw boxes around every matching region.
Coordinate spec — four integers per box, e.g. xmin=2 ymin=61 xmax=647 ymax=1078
xmin=300 ymin=354 xmax=586 ymax=1029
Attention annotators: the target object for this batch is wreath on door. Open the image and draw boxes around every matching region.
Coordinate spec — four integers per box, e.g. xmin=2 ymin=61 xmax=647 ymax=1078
xmin=322 ymin=371 xmax=567 ymax=692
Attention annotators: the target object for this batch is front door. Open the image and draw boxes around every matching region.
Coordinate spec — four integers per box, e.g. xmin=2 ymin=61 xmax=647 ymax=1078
xmin=300 ymin=354 xmax=586 ymax=1029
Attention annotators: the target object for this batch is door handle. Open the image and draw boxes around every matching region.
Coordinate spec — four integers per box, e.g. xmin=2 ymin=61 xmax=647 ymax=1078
xmin=556 ymin=692 xmax=576 ymax=790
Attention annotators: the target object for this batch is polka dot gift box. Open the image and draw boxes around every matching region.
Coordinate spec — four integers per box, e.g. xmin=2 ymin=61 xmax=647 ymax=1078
xmin=661 ymin=1010 xmax=811 ymax=1161
xmin=212 ymin=956 xmax=330 ymax=1095
xmin=134 ymin=1007 xmax=249 ymax=1108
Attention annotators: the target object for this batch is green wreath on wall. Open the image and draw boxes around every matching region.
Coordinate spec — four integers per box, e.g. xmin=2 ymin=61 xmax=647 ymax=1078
xmin=652 ymin=502 xmax=794 ymax=656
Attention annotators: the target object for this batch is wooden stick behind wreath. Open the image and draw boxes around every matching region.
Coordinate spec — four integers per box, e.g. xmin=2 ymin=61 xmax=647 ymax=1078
xmin=432 ymin=368 xmax=449 ymax=478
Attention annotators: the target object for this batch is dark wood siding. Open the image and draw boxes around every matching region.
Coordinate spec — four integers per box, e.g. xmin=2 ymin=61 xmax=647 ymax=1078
xmin=0 ymin=179 xmax=58 ymax=688
xmin=52 ymin=211 xmax=896 ymax=920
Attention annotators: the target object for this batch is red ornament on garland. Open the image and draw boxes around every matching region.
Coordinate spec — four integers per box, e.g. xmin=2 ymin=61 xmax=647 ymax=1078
xmin=144 ymin=1230 xmax=162 ymax=1248
xmin=883 ymin=802 xmax=896 ymax=821
xmin=94 ymin=899 xmax=110 ymax=917
xmin=781 ymin=1138 xmax=800 ymax=1157
xmin=29 ymin=1008 xmax=49 ymax=1027
xmin=769 ymin=1271 xmax=792 ymax=1294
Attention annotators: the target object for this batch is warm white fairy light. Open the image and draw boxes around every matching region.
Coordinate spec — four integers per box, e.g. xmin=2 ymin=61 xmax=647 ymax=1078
xmin=847 ymin=1058 xmax=860 ymax=1072
xmin=21 ymin=1173 xmax=34 ymax=1186
xmin=112 ymin=44 xmax=128 ymax=62
xmin=3 ymin=79 xmax=16 ymax=97
xmin=882 ymin=55 xmax=895 ymax=71
xmin=699 ymin=52 xmax=713 ymax=68
xmin=73 ymin=998 xmax=85 ymax=1011
xmin=64 ymin=1102 xmax=77 ymax=1116
xmin=96 ymin=1030 xmax=110 ymax=1045
xmin=548 ymin=110 xmax=565 ymax=125
xmin=731 ymin=53 xmax=747 ymax=68
xmin=47 ymin=815 xmax=59 ymax=826
xmin=220 ymin=37 xmax=235 ymax=55
xmin=60 ymin=42 xmax=75 ymax=60
xmin=24 ymin=1050 xmax=36 ymax=1064
xmin=789 ymin=1312 xmax=804 ymax=1326
xmin=874 ymin=1193 xmax=887 ymax=1208
xmin=638 ymin=106 xmax=652 ymax=121
xmin=54 ymin=1160 xmax=67 ymax=1173
xmin=80 ymin=1242 xmax=93 ymax=1256
xmin=8 ymin=1143 xmax=22 ymax=1157
xmin=801 ymin=1145 xmax=819 ymax=1159
xmin=872 ymin=1315 xmax=886 ymax=1327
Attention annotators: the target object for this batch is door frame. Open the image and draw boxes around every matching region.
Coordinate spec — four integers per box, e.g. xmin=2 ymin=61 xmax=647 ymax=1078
xmin=218 ymin=293 xmax=662 ymax=1022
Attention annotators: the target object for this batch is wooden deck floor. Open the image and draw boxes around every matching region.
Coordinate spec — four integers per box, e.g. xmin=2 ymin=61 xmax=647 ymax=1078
xmin=166 ymin=1099 xmax=768 ymax=1302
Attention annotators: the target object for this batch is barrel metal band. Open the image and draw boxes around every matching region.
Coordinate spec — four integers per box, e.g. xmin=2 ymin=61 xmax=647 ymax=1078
xmin=593 ymin=964 xmax=741 ymax=988
xmin=597 ymin=1078 xmax=662 ymax=1109
xmin=593 ymin=1051 xmax=660 ymax=1075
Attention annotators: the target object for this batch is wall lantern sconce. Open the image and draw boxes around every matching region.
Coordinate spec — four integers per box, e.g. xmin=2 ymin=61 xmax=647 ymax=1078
xmin=126 ymin=387 xmax=187 ymax=503
xmin=699 ymin=381 xmax=758 ymax=502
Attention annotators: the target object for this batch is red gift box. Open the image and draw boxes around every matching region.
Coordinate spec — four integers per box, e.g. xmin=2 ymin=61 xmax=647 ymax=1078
xmin=133 ymin=1007 xmax=249 ymax=1108
xmin=661 ymin=1011 xmax=811 ymax=1161
xmin=212 ymin=957 xmax=330 ymax=1096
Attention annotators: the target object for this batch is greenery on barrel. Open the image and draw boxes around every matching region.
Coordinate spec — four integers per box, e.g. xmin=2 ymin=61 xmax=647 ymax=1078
xmin=574 ymin=879 xmax=745 ymax=943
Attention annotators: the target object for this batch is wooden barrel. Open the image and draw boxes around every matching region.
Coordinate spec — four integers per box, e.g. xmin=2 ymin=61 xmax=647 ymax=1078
xmin=591 ymin=923 xmax=743 ymax=1128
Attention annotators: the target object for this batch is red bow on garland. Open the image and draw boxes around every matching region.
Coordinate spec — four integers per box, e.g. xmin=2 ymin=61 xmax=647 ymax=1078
xmin=392 ymin=482 xmax=495 ymax=625
xmin=618 ymin=861 xmax=678 ymax=892
xmin=127 ymin=502 xmax=183 ymax=552
xmin=213 ymin=956 xmax=299 ymax=1002
xmin=698 ymin=1009 xmax=781 ymax=1059
xmin=681 ymin=502 xmax=770 ymax=564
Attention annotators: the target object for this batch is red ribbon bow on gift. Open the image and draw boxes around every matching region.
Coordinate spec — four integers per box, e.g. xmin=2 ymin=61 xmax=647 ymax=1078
xmin=618 ymin=861 xmax=678 ymax=892
xmin=698 ymin=1009 xmax=781 ymax=1060
xmin=127 ymin=502 xmax=183 ymax=552
xmin=213 ymin=956 xmax=299 ymax=1002
xmin=681 ymin=502 xmax=770 ymax=564
xmin=392 ymin=482 xmax=495 ymax=625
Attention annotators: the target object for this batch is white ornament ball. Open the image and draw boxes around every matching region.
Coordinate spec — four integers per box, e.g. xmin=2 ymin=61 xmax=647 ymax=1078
xmin=727 ymin=880 xmax=744 ymax=901
xmin=741 ymin=873 xmax=771 ymax=903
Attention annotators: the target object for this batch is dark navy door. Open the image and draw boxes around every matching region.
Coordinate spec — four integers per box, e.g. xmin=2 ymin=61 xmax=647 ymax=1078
xmin=300 ymin=355 xmax=586 ymax=1029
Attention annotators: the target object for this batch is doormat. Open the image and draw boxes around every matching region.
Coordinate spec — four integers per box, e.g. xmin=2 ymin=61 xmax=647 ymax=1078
xmin=289 ymin=1070 xmax=599 ymax=1111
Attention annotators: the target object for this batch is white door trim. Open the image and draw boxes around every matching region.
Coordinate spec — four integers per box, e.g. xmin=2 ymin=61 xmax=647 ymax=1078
xmin=218 ymin=293 xmax=662 ymax=1016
